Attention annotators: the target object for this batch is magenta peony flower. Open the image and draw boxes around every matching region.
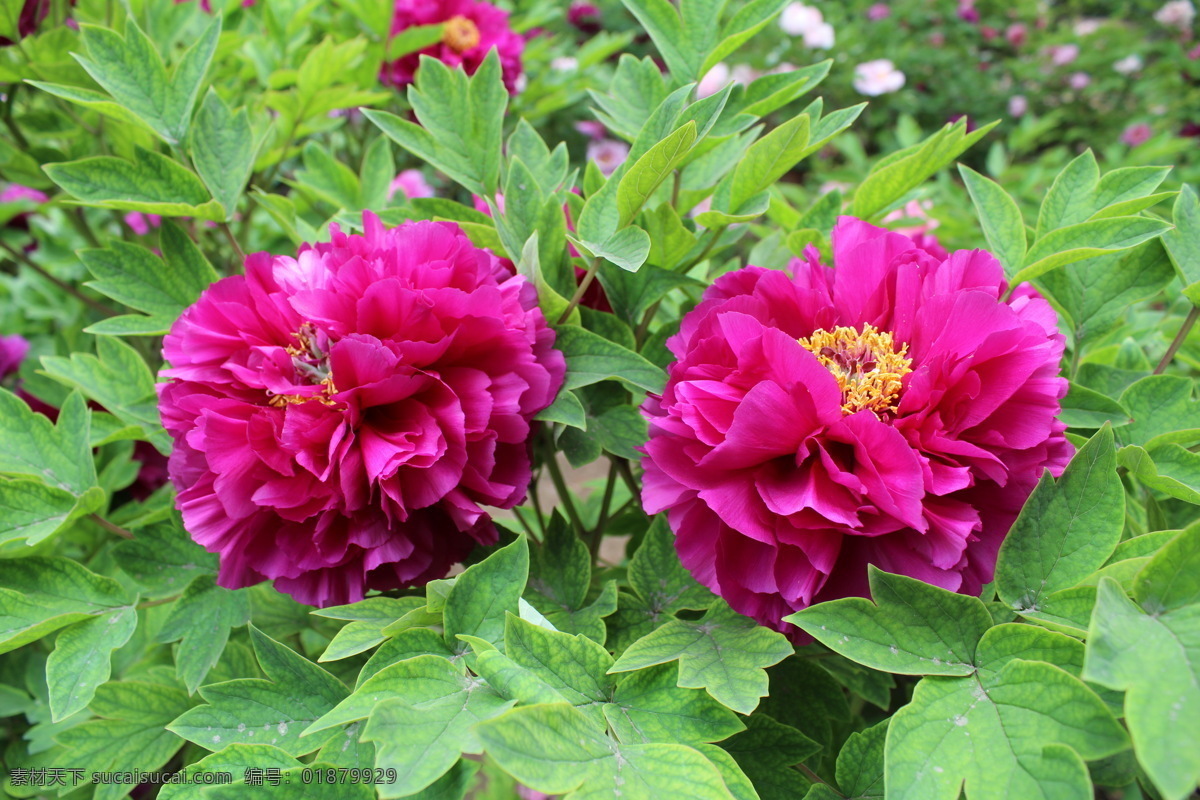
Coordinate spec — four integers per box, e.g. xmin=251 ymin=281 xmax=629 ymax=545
xmin=867 ymin=4 xmax=891 ymax=21
xmin=158 ymin=215 xmax=564 ymax=607
xmin=0 ymin=334 xmax=29 ymax=381
xmin=1120 ymin=123 xmax=1153 ymax=147
xmin=381 ymin=0 xmax=525 ymax=94
xmin=388 ymin=169 xmax=435 ymax=201
xmin=125 ymin=212 xmax=162 ymax=236
xmin=640 ymin=217 xmax=1071 ymax=638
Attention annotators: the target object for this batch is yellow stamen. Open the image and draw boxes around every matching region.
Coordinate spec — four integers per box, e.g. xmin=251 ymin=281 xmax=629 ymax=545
xmin=443 ymin=15 xmax=481 ymax=53
xmin=798 ymin=323 xmax=912 ymax=416
xmin=267 ymin=377 xmax=338 ymax=409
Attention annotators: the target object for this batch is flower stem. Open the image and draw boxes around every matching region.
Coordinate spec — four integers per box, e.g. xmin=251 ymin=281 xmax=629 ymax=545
xmin=588 ymin=460 xmax=619 ymax=562
xmin=543 ymin=432 xmax=586 ymax=537
xmin=1154 ymin=305 xmax=1200 ymax=374
xmin=558 ymin=257 xmax=601 ymax=324
xmin=796 ymin=764 xmax=839 ymax=793
xmin=0 ymin=241 xmax=117 ymax=316
xmin=89 ymin=514 xmax=134 ymax=540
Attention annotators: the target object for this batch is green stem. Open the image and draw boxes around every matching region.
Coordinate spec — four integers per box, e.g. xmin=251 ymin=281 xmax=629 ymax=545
xmin=1154 ymin=305 xmax=1200 ymax=375
xmin=558 ymin=257 xmax=601 ymax=324
xmin=616 ymin=458 xmax=640 ymax=500
xmin=89 ymin=514 xmax=133 ymax=540
xmin=543 ymin=432 xmax=586 ymax=537
xmin=219 ymin=221 xmax=246 ymax=260
xmin=1 ymin=241 xmax=116 ymax=316
xmin=588 ymin=460 xmax=619 ymax=563
xmin=796 ymin=764 xmax=838 ymax=792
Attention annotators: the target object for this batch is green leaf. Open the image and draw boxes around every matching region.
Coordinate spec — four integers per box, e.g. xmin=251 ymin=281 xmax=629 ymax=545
xmin=1036 ymin=150 xmax=1099 ymax=237
xmin=504 ymin=613 xmax=614 ymax=727
xmin=1058 ymin=383 xmax=1131 ymax=429
xmin=535 ymin=389 xmax=587 ymax=430
xmin=385 ymin=22 xmax=446 ymax=59
xmin=158 ymin=744 xmax=301 ymax=800
xmin=721 ymin=714 xmax=820 ymax=800
xmin=56 ymin=681 xmax=192 ymax=800
xmin=604 ymin=663 xmax=744 ymax=745
xmin=994 ymin=425 xmax=1124 ymax=616
xmin=1014 ymin=216 xmax=1173 ymax=285
xmin=1083 ymin=526 xmax=1200 ymax=800
xmin=44 ymin=146 xmax=223 ymax=221
xmin=1119 ymin=444 xmax=1200 ymax=505
xmin=357 ymin=665 xmax=514 ymax=796
xmin=833 ymin=719 xmax=886 ymax=799
xmin=852 ymin=119 xmax=997 ymax=221
xmin=443 ymin=536 xmax=529 ymax=650
xmin=359 ymin=628 xmax=458 ymax=687
xmin=958 ymin=164 xmax=1026 ymax=277
xmin=730 ymin=113 xmax=810 ymax=212
xmin=157 ymin=575 xmax=251 ymax=694
xmin=0 ymin=556 xmax=133 ymax=655
xmin=477 ymin=703 xmax=739 ymax=800
xmin=629 ymin=516 xmax=714 ymax=615
xmin=313 ymin=597 xmax=421 ymax=662
xmin=112 ymin=518 xmax=217 ymax=598
xmin=40 ymin=335 xmax=171 ymax=453
xmin=1163 ymin=184 xmax=1200 ymax=304
xmin=618 ymin=121 xmax=697 ymax=227
xmin=191 ymin=89 xmax=255 ymax=219
xmin=167 ymin=627 xmax=348 ymax=756
xmin=0 ymin=478 xmax=103 ymax=547
xmin=525 ymin=515 xmax=615 ymax=640
xmin=886 ymin=624 xmax=1129 ymax=800
xmin=787 ymin=566 xmax=993 ymax=676
xmin=0 ymin=389 xmax=96 ymax=494
xmin=620 ymin=0 xmax=690 ymax=81
xmin=46 ymin=605 xmax=137 ymax=722
xmin=610 ymin=600 xmax=792 ymax=714
xmin=80 ymin=225 xmax=218 ymax=333
xmin=1117 ymin=375 xmax=1200 ymax=448
xmin=575 ymin=226 xmax=653 ymax=272
xmin=74 ymin=17 xmax=220 ymax=144
xmin=555 ymin=325 xmax=665 ymax=393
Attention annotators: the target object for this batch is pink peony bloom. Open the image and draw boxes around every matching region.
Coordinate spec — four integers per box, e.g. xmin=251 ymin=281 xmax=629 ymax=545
xmin=1154 ymin=0 xmax=1196 ymax=29
xmin=158 ymin=215 xmax=564 ymax=607
xmin=853 ymin=59 xmax=906 ymax=96
xmin=0 ymin=0 xmax=76 ymax=44
xmin=1120 ymin=123 xmax=1153 ymax=146
xmin=1008 ymin=94 xmax=1029 ymax=118
xmin=381 ymin=0 xmax=525 ymax=94
xmin=567 ymin=1 xmax=600 ymax=33
xmin=0 ymin=334 xmax=29 ymax=381
xmin=388 ymin=169 xmax=435 ymax=202
xmin=957 ymin=2 xmax=980 ymax=23
xmin=0 ymin=184 xmax=48 ymax=204
xmin=587 ymin=138 xmax=630 ymax=176
xmin=1067 ymin=71 xmax=1091 ymax=90
xmin=574 ymin=120 xmax=607 ymax=140
xmin=867 ymin=4 xmax=891 ymax=21
xmin=640 ymin=217 xmax=1071 ymax=638
xmin=125 ymin=212 xmax=163 ymax=236
xmin=1047 ymin=43 xmax=1079 ymax=66
xmin=1005 ymin=23 xmax=1027 ymax=46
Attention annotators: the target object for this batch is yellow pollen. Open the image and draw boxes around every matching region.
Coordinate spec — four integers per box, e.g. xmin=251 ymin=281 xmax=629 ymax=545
xmin=798 ymin=323 xmax=912 ymax=416
xmin=443 ymin=15 xmax=481 ymax=53
xmin=270 ymin=324 xmax=337 ymax=408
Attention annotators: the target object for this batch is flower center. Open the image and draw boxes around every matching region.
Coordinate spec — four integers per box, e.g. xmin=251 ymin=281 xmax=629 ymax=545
xmin=443 ymin=15 xmax=481 ymax=53
xmin=798 ymin=323 xmax=912 ymax=416
xmin=269 ymin=323 xmax=337 ymax=408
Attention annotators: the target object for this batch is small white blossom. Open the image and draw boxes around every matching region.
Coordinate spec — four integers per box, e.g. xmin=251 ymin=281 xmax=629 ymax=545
xmin=853 ymin=59 xmax=906 ymax=96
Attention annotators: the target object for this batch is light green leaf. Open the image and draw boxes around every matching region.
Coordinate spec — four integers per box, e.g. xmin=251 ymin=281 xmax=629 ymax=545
xmin=1163 ymin=184 xmax=1200 ymax=304
xmin=157 ymin=575 xmax=251 ymax=694
xmin=787 ymin=566 xmax=992 ymax=676
xmin=1083 ymin=526 xmax=1200 ymax=800
xmin=618 ymin=121 xmax=697 ymax=227
xmin=504 ymin=613 xmax=614 ymax=726
xmin=44 ymin=146 xmax=223 ymax=221
xmin=604 ymin=663 xmax=744 ymax=745
xmin=1058 ymin=383 xmax=1130 ymax=429
xmin=629 ymin=516 xmax=714 ymax=615
xmin=191 ymin=89 xmax=255 ymax=219
xmin=958 ymin=164 xmax=1026 ymax=277
xmin=0 ymin=389 xmax=96 ymax=494
xmin=443 ymin=536 xmax=529 ymax=651
xmin=1036 ymin=150 xmax=1099 ymax=237
xmin=159 ymin=744 xmax=301 ymax=800
xmin=534 ymin=389 xmax=587 ymax=430
xmin=730 ymin=113 xmax=810 ymax=212
xmin=0 ymin=556 xmax=133 ymax=655
xmin=610 ymin=600 xmax=792 ymax=714
xmin=994 ymin=425 xmax=1124 ymax=616
xmin=1119 ymin=444 xmax=1200 ymax=505
xmin=1014 ymin=216 xmax=1173 ymax=285
xmin=1117 ymin=375 xmax=1200 ymax=448
xmin=477 ymin=703 xmax=739 ymax=800
xmin=0 ymin=479 xmax=103 ymax=547
xmin=314 ymin=597 xmax=421 ymax=662
xmin=46 ymin=605 xmax=138 ymax=722
xmin=721 ymin=714 xmax=819 ymax=800
xmin=555 ymin=325 xmax=665 ymax=394
xmin=112 ymin=518 xmax=217 ymax=598
xmin=886 ymin=624 xmax=1129 ymax=800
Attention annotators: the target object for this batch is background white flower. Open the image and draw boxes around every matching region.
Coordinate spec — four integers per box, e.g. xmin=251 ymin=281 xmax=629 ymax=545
xmin=1114 ymin=54 xmax=1144 ymax=74
xmin=1154 ymin=0 xmax=1196 ymax=28
xmin=779 ymin=2 xmax=836 ymax=49
xmin=853 ymin=59 xmax=906 ymax=96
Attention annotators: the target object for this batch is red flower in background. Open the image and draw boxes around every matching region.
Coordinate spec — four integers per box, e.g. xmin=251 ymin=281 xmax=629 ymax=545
xmin=641 ymin=217 xmax=1071 ymax=639
xmin=159 ymin=215 xmax=563 ymax=607
xmin=382 ymin=0 xmax=525 ymax=93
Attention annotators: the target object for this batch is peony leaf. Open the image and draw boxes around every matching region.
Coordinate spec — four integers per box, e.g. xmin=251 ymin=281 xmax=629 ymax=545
xmin=358 ymin=672 xmax=514 ymax=798
xmin=1036 ymin=149 xmax=1100 ymax=237
xmin=1083 ymin=527 xmax=1200 ymax=800
xmin=535 ymin=388 xmax=587 ymax=430
xmin=0 ymin=389 xmax=96 ymax=495
xmin=1058 ymin=382 xmax=1131 ymax=429
xmin=0 ymin=556 xmax=133 ymax=656
xmin=112 ymin=518 xmax=218 ymax=599
xmin=525 ymin=514 xmax=617 ymax=639
xmin=701 ymin=0 xmax=790 ymax=78
xmin=291 ymin=141 xmax=363 ymax=212
xmin=504 ymin=613 xmax=615 ymax=728
xmin=312 ymin=597 xmax=422 ymax=662
xmin=157 ymin=575 xmax=251 ymax=694
xmin=1117 ymin=375 xmax=1200 ymax=449
xmin=831 ymin=719 xmax=887 ymax=800
xmin=41 ymin=336 xmax=172 ymax=454
xmin=477 ymin=702 xmax=740 ymax=800
xmin=719 ymin=714 xmax=820 ymax=800
xmin=167 ymin=627 xmax=348 ymax=756
xmin=45 ymin=605 xmax=138 ymax=723
xmin=0 ymin=478 xmax=104 ymax=548
xmin=886 ymin=624 xmax=1129 ymax=800
xmin=994 ymin=425 xmax=1124 ymax=617
xmin=43 ymin=146 xmax=224 ymax=221
xmin=729 ymin=113 xmax=810 ymax=212
xmin=1013 ymin=215 xmax=1173 ymax=285
xmin=620 ymin=0 xmax=691 ymax=80
xmin=191 ymin=89 xmax=255 ymax=219
xmin=158 ymin=744 xmax=301 ymax=800
xmin=1163 ymin=184 xmax=1200 ymax=305
xmin=603 ymin=663 xmax=745 ymax=745
xmin=610 ymin=599 xmax=792 ymax=714
xmin=629 ymin=516 xmax=715 ymax=616
xmin=617 ymin=120 xmax=698 ymax=227
xmin=56 ymin=681 xmax=192 ymax=800
xmin=358 ymin=628 xmax=458 ymax=687
xmin=958 ymin=164 xmax=1026 ymax=277
xmin=443 ymin=536 xmax=529 ymax=651
xmin=787 ymin=567 xmax=993 ymax=676
xmin=1118 ymin=444 xmax=1200 ymax=505
xmin=555 ymin=325 xmax=665 ymax=393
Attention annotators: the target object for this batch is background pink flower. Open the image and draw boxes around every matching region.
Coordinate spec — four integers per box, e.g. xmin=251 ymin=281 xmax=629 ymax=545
xmin=1121 ymin=122 xmax=1153 ymax=146
xmin=381 ymin=0 xmax=525 ymax=93
xmin=641 ymin=217 xmax=1071 ymax=638
xmin=159 ymin=215 xmax=564 ymax=607
xmin=388 ymin=169 xmax=435 ymax=201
